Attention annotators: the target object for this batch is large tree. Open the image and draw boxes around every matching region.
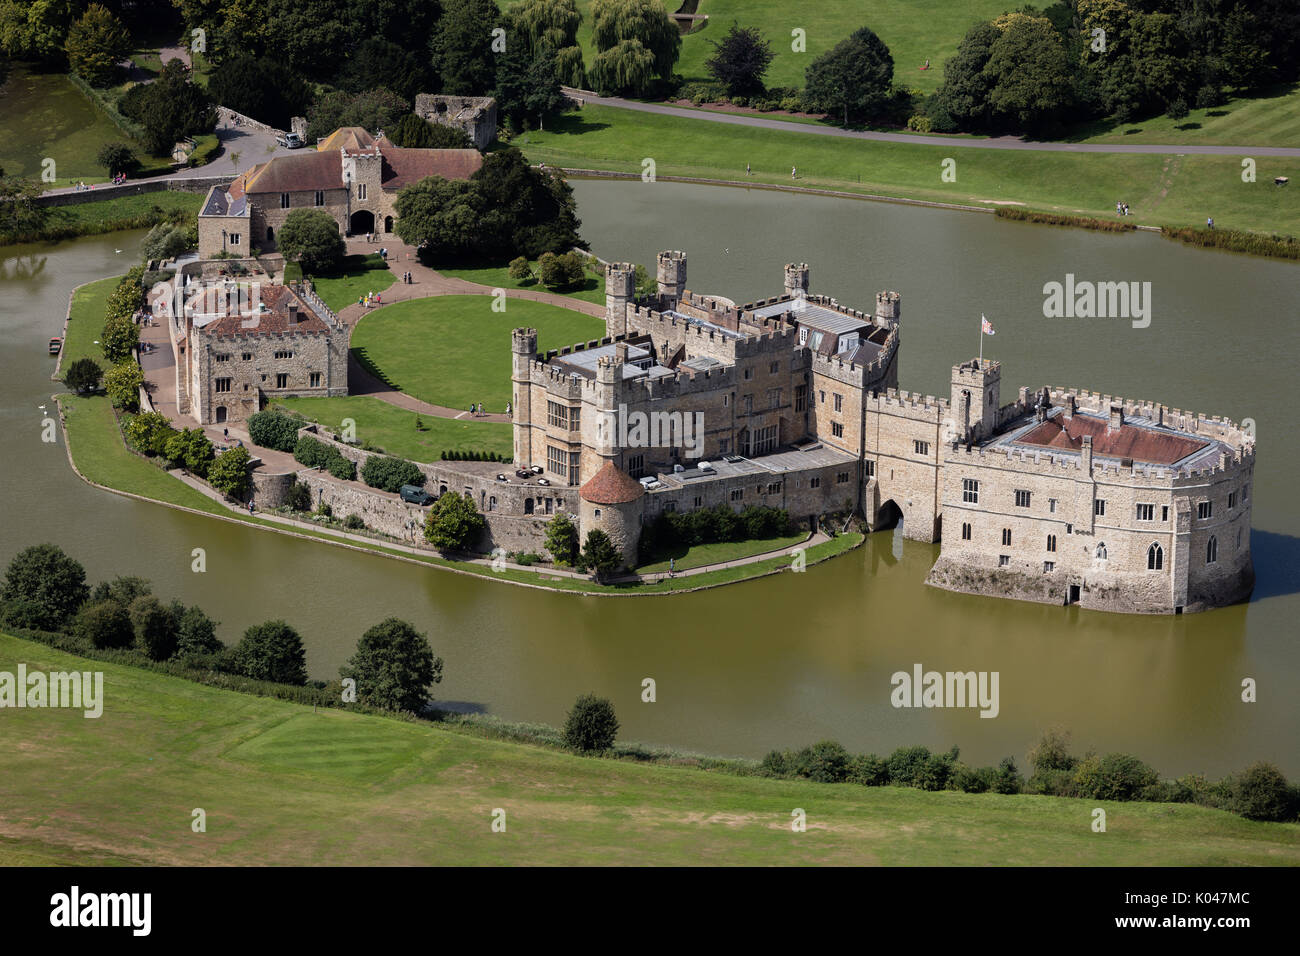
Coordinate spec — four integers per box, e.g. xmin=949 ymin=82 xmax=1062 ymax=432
xmin=705 ymin=22 xmax=774 ymax=97
xmin=103 ymin=360 xmax=143 ymax=411
xmin=305 ymin=87 xmax=409 ymax=141
xmin=339 ymin=37 xmax=430 ymax=103
xmin=234 ymin=619 xmax=309 ymax=685
xmin=803 ymin=25 xmax=894 ymax=126
xmin=934 ymin=21 xmax=999 ymax=131
xmin=984 ymin=13 xmax=1076 ymax=135
xmin=207 ymin=445 xmax=251 ymax=499
xmin=64 ymin=3 xmax=130 ymax=85
xmin=0 ymin=543 xmax=88 ymax=630
xmin=505 ymin=0 xmax=585 ymax=87
xmin=118 ymin=59 xmax=216 ymax=155
xmin=0 ymin=0 xmax=79 ymax=62
xmin=0 ymin=172 xmax=46 ymax=238
xmin=588 ymin=0 xmax=679 ymax=95
xmin=423 ymin=491 xmax=484 ymax=551
xmin=276 ymin=208 xmax=345 ymax=273
xmin=341 ymin=618 xmax=443 ymax=712
xmin=64 ymin=357 xmax=102 ymax=394
xmin=208 ymin=53 xmax=314 ymax=129
xmin=432 ymin=0 xmax=502 ymax=96
xmin=494 ymin=43 xmax=568 ymax=131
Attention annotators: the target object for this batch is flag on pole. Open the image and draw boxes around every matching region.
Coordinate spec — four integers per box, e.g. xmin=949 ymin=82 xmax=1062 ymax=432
xmin=981 ymin=315 xmax=996 ymax=335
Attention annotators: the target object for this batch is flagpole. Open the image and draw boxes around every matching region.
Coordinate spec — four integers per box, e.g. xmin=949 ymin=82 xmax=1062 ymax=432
xmin=979 ymin=315 xmax=983 ymax=364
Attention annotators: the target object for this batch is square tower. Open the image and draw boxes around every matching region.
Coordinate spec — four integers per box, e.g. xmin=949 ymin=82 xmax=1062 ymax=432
xmin=950 ymin=358 xmax=1001 ymax=442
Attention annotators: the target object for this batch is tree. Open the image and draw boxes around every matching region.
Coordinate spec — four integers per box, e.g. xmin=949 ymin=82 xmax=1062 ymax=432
xmin=103 ymin=360 xmax=143 ymax=411
xmin=100 ymin=314 xmax=139 ymax=363
xmin=341 ymin=618 xmax=443 ymax=712
xmin=705 ymin=22 xmax=774 ymax=97
xmin=394 ymin=177 xmax=483 ymax=257
xmin=89 ymin=575 xmax=151 ymax=607
xmin=304 ymin=87 xmax=410 ymax=142
xmin=423 ymin=491 xmax=484 ymax=551
xmin=544 ymin=513 xmax=579 ymax=564
xmin=276 ymin=208 xmax=345 ymax=274
xmin=538 ymin=250 xmax=584 ymax=289
xmin=165 ymin=427 xmax=215 ymax=477
xmin=984 ymin=13 xmax=1076 ymax=135
xmin=95 ymin=142 xmax=136 ymax=177
xmin=0 ymin=172 xmax=47 ymax=238
xmin=64 ymin=3 xmax=130 ymax=86
xmin=562 ymin=693 xmax=619 ymax=752
xmin=234 ymin=620 xmax=309 ymax=685
xmin=804 ymin=25 xmax=895 ymax=126
xmin=72 ymin=599 xmax=135 ymax=649
xmin=118 ymin=59 xmax=216 ymax=156
xmin=208 ymin=445 xmax=251 ymax=498
xmin=578 ymin=527 xmax=622 ymax=579
xmin=432 ymin=0 xmax=502 ymax=95
xmin=129 ymin=594 xmax=178 ymax=660
xmin=505 ymin=0 xmax=586 ymax=86
xmin=63 ymin=357 xmax=102 ymax=394
xmin=1 ymin=543 xmax=88 ymax=630
xmin=246 ymin=410 xmax=301 ymax=452
xmin=0 ymin=0 xmax=78 ymax=62
xmin=507 ymin=256 xmax=532 ymax=280
xmin=208 ymin=53 xmax=314 ymax=129
xmin=589 ymin=0 xmax=679 ymax=95
xmin=934 ymin=21 xmax=999 ymax=131
xmin=495 ymin=44 xmax=569 ymax=131
xmin=339 ymin=37 xmax=429 ymax=103
xmin=141 ymin=223 xmax=191 ymax=262
xmin=124 ymin=411 xmax=175 ymax=456
xmin=175 ymin=604 xmax=223 ymax=656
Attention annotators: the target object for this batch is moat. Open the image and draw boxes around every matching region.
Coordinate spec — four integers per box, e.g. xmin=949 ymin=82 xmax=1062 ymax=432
xmin=2 ymin=181 xmax=1297 ymax=776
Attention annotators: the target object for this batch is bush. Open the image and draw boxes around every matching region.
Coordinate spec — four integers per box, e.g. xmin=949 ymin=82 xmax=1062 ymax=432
xmin=846 ymin=753 xmax=890 ymax=786
xmin=233 ymin=620 xmax=309 ymax=685
xmin=104 ymin=361 xmax=144 ymax=410
xmin=344 ymin=514 xmax=366 ymax=530
xmin=953 ymin=764 xmax=995 ymax=793
xmin=361 ymin=455 xmax=423 ymax=493
xmin=913 ymin=749 xmax=959 ymax=791
xmin=141 ymin=223 xmax=190 ymax=262
xmin=208 ymin=445 xmax=252 ymax=498
xmin=1230 ymin=762 xmax=1296 ymax=822
xmin=72 ymin=599 xmax=135 ymax=650
xmin=129 ymin=595 xmax=178 ymax=661
xmin=1165 ymin=97 xmax=1189 ymax=119
xmin=507 ymin=256 xmax=532 ymax=280
xmin=175 ymin=605 xmax=222 ymax=656
xmin=124 ymin=411 xmax=173 ymax=455
xmin=562 ymin=694 xmax=619 ymax=753
xmin=1073 ymin=752 xmax=1160 ymax=802
xmin=1028 ymin=727 xmax=1077 ymax=775
xmin=886 ymin=745 xmax=932 ymax=786
xmin=327 ymin=454 xmax=356 ymax=481
xmin=1 ymin=544 xmax=88 ymax=631
xmin=247 ymin=411 xmax=302 ymax=452
xmin=544 ymin=513 xmax=580 ymax=565
xmin=992 ymin=757 xmax=1023 ymax=794
xmin=906 ymin=114 xmax=932 ymax=132
xmin=164 ymin=427 xmax=214 ymax=477
xmin=64 ymin=357 xmax=103 ymax=394
xmin=285 ymin=481 xmax=312 ymax=511
xmin=423 ymin=491 xmax=484 ymax=551
xmin=96 ymin=142 xmax=137 ymax=176
xmin=538 ymin=250 xmax=585 ymax=290
xmin=89 ymin=575 xmax=151 ymax=606
xmin=796 ymin=740 xmax=851 ymax=783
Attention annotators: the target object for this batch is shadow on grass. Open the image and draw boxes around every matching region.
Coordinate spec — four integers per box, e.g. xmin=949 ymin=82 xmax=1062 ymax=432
xmin=350 ymin=347 xmax=399 ymax=391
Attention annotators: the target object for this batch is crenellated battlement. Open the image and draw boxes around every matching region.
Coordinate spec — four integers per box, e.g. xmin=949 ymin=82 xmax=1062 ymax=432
xmin=1045 ymin=387 xmax=1255 ymax=451
xmin=943 ymin=435 xmax=1255 ymax=484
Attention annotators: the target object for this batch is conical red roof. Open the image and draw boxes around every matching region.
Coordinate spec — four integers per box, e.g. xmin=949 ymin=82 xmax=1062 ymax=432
xmin=579 ymin=461 xmax=645 ymax=505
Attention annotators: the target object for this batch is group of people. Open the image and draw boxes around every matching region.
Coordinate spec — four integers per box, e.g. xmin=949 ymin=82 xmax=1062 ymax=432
xmin=468 ymin=402 xmax=486 ymax=416
xmin=359 ymin=290 xmax=383 ymax=308
xmin=1116 ymin=200 xmax=1131 ymax=216
xmin=399 ymin=271 xmax=414 ymax=284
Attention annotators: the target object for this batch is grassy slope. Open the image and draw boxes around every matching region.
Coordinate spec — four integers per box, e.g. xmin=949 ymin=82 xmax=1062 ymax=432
xmin=1074 ymin=83 xmax=1300 ymax=148
xmin=516 ymin=105 xmax=1300 ymax=233
xmin=274 ymin=395 xmax=513 ymax=460
xmin=1 ymin=630 xmax=1296 ymax=866
xmin=308 ymin=253 xmax=397 ymax=312
xmin=350 ymin=295 xmax=606 ymax=410
xmin=637 ymin=532 xmax=807 ymax=572
xmin=436 ymin=258 xmax=607 ymax=304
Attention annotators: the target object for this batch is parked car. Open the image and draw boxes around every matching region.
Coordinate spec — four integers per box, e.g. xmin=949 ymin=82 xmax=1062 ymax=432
xmin=515 ymin=468 xmax=531 ymax=479
xmin=275 ymin=132 xmax=304 ymax=149
xmin=399 ymin=484 xmax=435 ymax=505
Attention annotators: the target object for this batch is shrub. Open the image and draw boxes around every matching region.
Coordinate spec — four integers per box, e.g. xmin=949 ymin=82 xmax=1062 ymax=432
xmin=208 ymin=445 xmax=252 ymax=498
xmin=423 ymin=491 xmax=484 ymax=551
xmin=234 ymin=620 xmax=309 ymax=685
xmin=953 ymin=764 xmax=994 ymax=793
xmin=906 ymin=114 xmax=932 ymax=132
xmin=96 ymin=142 xmax=137 ymax=176
xmin=544 ymin=513 xmax=580 ymax=565
xmin=175 ymin=605 xmax=222 ymax=656
xmin=64 ymin=357 xmax=103 ymax=394
xmin=340 ymin=618 xmax=444 ymax=713
xmin=1230 ymin=762 xmax=1296 ymax=822
xmin=164 ymin=427 xmax=214 ymax=477
xmin=72 ymin=599 xmax=135 ymax=649
xmin=563 ymin=694 xmax=619 ymax=753
xmin=89 ymin=575 xmax=151 ymax=606
xmin=797 ymin=740 xmax=851 ymax=783
xmin=247 ymin=411 xmax=302 ymax=452
xmin=124 ymin=411 xmax=173 ymax=455
xmin=507 ymin=256 xmax=532 ymax=280
xmin=846 ymin=753 xmax=890 ymax=786
xmin=992 ymin=757 xmax=1023 ymax=794
xmin=1073 ymin=752 xmax=1160 ymax=802
xmin=1028 ymin=727 xmax=1077 ymax=775
xmin=129 ymin=594 xmax=178 ymax=661
xmin=344 ymin=514 xmax=366 ymax=530
xmin=1 ymin=544 xmax=88 ymax=631
xmin=1165 ymin=97 xmax=1189 ymax=119
xmin=141 ymin=223 xmax=190 ymax=262
xmin=104 ymin=360 xmax=144 ymax=410
xmin=327 ymin=454 xmax=356 ymax=481
xmin=886 ymin=745 xmax=933 ymax=786
xmin=913 ymin=749 xmax=959 ymax=791
xmin=361 ymin=455 xmax=423 ymax=493
xmin=294 ymin=435 xmax=329 ymax=468
xmin=285 ymin=481 xmax=312 ymax=511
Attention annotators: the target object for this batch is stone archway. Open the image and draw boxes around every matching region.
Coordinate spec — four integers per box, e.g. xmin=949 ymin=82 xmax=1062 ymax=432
xmin=384 ymin=215 xmax=394 ymax=233
xmin=349 ymin=209 xmax=375 ymax=235
xmin=874 ymin=499 xmax=903 ymax=531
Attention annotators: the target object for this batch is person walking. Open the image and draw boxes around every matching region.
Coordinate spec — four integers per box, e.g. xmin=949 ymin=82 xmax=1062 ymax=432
xmin=791 ymin=166 xmax=797 ymax=179
xmin=1207 ymin=216 xmax=1215 ymax=229
xmin=746 ymin=162 xmax=751 ymax=176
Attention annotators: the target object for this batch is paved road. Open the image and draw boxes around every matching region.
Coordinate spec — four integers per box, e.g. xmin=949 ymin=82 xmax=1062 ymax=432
xmin=563 ymin=89 xmax=1300 ymax=158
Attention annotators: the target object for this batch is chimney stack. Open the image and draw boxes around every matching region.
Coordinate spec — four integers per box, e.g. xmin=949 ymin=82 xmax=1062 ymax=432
xmin=1108 ymin=404 xmax=1124 ymax=432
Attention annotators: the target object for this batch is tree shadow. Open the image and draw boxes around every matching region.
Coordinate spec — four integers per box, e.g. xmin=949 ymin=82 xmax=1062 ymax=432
xmin=1247 ymin=529 xmax=1300 ymax=601
xmin=1174 ymin=122 xmax=1202 ymax=131
xmin=517 ymin=114 xmax=611 ymax=140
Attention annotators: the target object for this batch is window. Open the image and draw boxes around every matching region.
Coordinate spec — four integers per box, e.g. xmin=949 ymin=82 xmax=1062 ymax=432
xmin=1136 ymin=503 xmax=1154 ymax=521
xmin=568 ymin=451 xmax=580 ymax=484
xmin=766 ymin=388 xmax=779 ymax=409
xmin=999 ymin=555 xmax=1010 ymax=567
xmin=314 ymin=190 xmax=324 ymax=207
xmin=770 ymin=361 xmax=780 ymax=374
xmin=309 ymin=372 xmax=321 ymax=387
xmin=1044 ymin=561 xmax=1055 ymax=573
xmin=1237 ymin=528 xmax=1242 ymax=550
xmin=833 ymin=393 xmax=843 ymax=412
xmin=488 ymin=496 xmax=496 ymax=512
xmin=961 ymin=522 xmax=972 ymax=541
xmin=547 ymin=401 xmax=569 ymax=429
xmin=229 ymin=233 xmax=240 ymax=245
xmin=626 ymin=454 xmax=644 ymax=479
xmin=730 ymin=489 xmax=743 ymax=502
xmin=1094 ymin=499 xmax=1106 ymax=517
xmin=723 ymin=393 xmax=730 ymax=407
xmin=215 ymin=353 xmax=230 ymax=363
xmin=1198 ymin=501 xmax=1213 ymax=519
xmin=753 ymin=425 xmax=778 ymax=455
xmin=570 ymin=407 xmax=580 ymax=429
xmin=719 ymin=438 xmax=730 ymax=455
xmin=1066 ymin=523 xmax=1073 ymax=534
xmin=275 ymin=373 xmax=288 ymax=388
xmin=1206 ymin=536 xmax=1218 ymax=563
xmin=743 ymin=395 xmax=753 ymax=414
xmin=1048 ymin=498 xmax=1057 ymax=514
xmin=818 ymin=390 xmax=825 ymax=404
xmin=546 ymin=445 xmax=567 ymax=479
xmin=1015 ymin=489 xmax=1031 ymax=508
xmin=794 ymin=385 xmax=807 ymax=412
xmin=831 ymin=422 xmax=844 ymax=438
xmin=241 ymin=352 xmax=252 ymax=361
xmin=280 ymin=192 xmax=290 ymax=209
xmin=1161 ymin=505 xmax=1169 ymax=522
xmin=743 ymin=367 xmax=752 ymax=380
xmin=1046 ymin=534 xmax=1056 ymax=552
xmin=663 ymin=500 xmax=677 ymax=513
xmin=1001 ymin=528 xmax=1011 ymax=546
xmin=1095 ymin=542 xmax=1108 ymax=561
xmin=962 ymin=478 xmax=979 ymax=504
xmin=1147 ymin=543 xmax=1163 ymax=570
xmin=1228 ymin=491 xmax=1238 ymax=509
xmin=767 ymin=482 xmax=781 ymax=495
xmin=810 ymin=476 xmax=820 ymax=489
xmin=1243 ymin=483 xmax=1250 ymax=501
xmin=692 ymin=496 xmax=702 ymax=508
xmin=357 ymin=184 xmax=367 ymax=200
xmin=836 ymin=471 xmax=850 ymax=484
xmin=915 ymin=440 xmax=930 ymax=456
xmin=864 ymin=460 xmax=874 ymax=478
xmin=215 ymin=378 xmax=231 ymax=393
xmin=274 ymin=350 xmax=293 ymax=360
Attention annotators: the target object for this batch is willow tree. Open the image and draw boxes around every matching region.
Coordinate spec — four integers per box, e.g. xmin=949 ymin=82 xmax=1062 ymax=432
xmin=506 ymin=0 xmax=587 ymax=87
xmin=588 ymin=0 xmax=679 ymax=95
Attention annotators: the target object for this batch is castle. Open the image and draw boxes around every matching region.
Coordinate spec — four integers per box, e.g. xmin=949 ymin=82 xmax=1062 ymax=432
xmin=508 ymin=251 xmax=1254 ymax=614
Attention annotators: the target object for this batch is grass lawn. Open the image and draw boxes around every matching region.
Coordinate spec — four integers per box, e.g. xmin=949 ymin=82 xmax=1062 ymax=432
xmin=351 ymin=294 xmax=606 ymax=411
xmin=1073 ymin=83 xmax=1300 ymax=149
xmin=637 ymin=532 xmax=808 ymax=573
xmin=273 ymin=395 xmax=513 ymax=461
xmin=436 ymin=256 xmax=607 ymax=304
xmin=518 ymin=105 xmax=1300 ymax=233
xmin=308 ymin=253 xmax=396 ymax=312
xmin=61 ymin=276 xmax=118 ymax=369
xmin=2 ymin=628 xmax=1297 ymax=865
xmin=15 ymin=191 xmax=205 ymax=246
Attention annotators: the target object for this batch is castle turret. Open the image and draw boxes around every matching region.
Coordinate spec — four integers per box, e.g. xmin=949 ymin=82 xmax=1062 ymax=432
xmin=578 ymin=461 xmax=645 ymax=571
xmin=875 ymin=290 xmax=901 ymax=327
xmin=594 ymin=354 xmax=621 ymax=466
xmin=656 ymin=250 xmax=687 ymax=308
xmin=511 ymin=327 xmax=538 ymax=466
xmin=604 ymin=262 xmax=636 ymax=336
xmin=950 ymin=358 xmax=1001 ymax=442
xmin=784 ymin=262 xmax=810 ymax=297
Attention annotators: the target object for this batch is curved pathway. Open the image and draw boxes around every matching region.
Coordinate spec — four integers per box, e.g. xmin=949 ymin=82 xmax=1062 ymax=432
xmin=563 ymin=88 xmax=1300 ymax=157
xmin=337 ymin=238 xmax=604 ymax=423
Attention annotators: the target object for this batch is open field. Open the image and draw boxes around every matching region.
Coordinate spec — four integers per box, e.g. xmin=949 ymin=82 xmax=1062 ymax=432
xmin=1 ymin=630 xmax=1296 ymax=866
xmin=274 ymin=396 xmax=513 ymax=461
xmin=308 ymin=253 xmax=397 ymax=312
xmin=436 ymin=257 xmax=607 ymax=304
xmin=516 ymin=105 xmax=1300 ymax=233
xmin=350 ymin=295 xmax=606 ymax=411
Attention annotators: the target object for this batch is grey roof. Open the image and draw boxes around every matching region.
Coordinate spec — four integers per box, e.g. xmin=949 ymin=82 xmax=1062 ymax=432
xmin=751 ymin=299 xmax=870 ymax=337
xmin=662 ymin=310 xmax=747 ymax=340
xmin=550 ymin=343 xmax=673 ymax=381
xmin=681 ymin=355 xmax=723 ymax=371
xmin=648 ymin=443 xmax=857 ymax=489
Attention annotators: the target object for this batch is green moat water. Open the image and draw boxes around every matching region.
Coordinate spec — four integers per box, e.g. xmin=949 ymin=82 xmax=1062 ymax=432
xmin=1 ymin=182 xmax=1297 ymax=776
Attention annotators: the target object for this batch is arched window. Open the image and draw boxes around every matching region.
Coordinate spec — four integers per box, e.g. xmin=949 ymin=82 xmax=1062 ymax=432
xmin=1147 ymin=543 xmax=1163 ymax=570
xmin=266 ymin=226 xmax=274 ymax=241
xmin=1095 ymin=542 xmax=1108 ymax=561
xmin=1206 ymin=536 xmax=1218 ymax=564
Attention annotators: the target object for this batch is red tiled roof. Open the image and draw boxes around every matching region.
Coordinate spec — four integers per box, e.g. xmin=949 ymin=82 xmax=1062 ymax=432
xmin=579 ymin=461 xmax=645 ymax=505
xmin=381 ymin=148 xmax=483 ymax=190
xmin=192 ymin=285 xmax=332 ymax=336
xmin=245 ymin=151 xmax=346 ymax=193
xmin=317 ymin=127 xmax=374 ymax=152
xmin=1018 ymin=414 xmax=1209 ymax=465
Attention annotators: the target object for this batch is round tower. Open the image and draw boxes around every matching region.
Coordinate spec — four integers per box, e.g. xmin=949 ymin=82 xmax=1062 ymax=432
xmin=604 ymin=262 xmax=636 ymax=336
xmin=511 ymin=327 xmax=538 ymax=466
xmin=578 ymin=460 xmax=645 ymax=569
xmin=656 ymin=250 xmax=687 ymax=308
xmin=784 ymin=262 xmax=810 ymax=297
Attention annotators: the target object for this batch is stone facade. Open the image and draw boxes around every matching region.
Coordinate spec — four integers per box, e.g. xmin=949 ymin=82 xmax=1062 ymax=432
xmin=413 ymin=94 xmax=498 ymax=150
